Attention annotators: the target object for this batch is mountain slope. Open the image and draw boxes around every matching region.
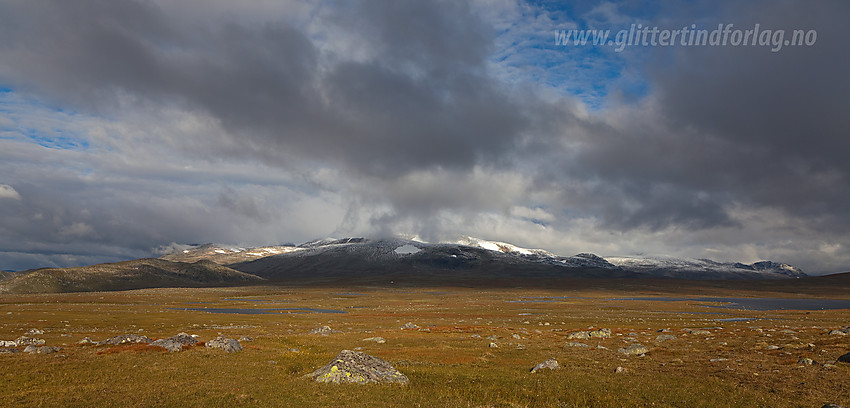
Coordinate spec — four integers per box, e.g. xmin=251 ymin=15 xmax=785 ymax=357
xmin=220 ymin=237 xmax=805 ymax=283
xmin=0 ymin=258 xmax=264 ymax=294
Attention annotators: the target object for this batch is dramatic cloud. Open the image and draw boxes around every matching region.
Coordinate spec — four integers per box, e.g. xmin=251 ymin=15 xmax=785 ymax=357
xmin=0 ymin=0 xmax=847 ymax=274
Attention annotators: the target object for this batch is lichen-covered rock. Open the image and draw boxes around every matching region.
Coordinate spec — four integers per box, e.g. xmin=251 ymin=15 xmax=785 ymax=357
xmin=588 ymin=328 xmax=612 ymax=338
xmin=797 ymin=357 xmax=817 ymax=366
xmin=488 ymin=342 xmax=498 ymax=348
xmin=530 ymin=358 xmax=560 ymax=373
xmin=77 ymin=337 xmax=95 ymax=345
xmin=308 ymin=326 xmax=338 ymax=335
xmin=308 ymin=350 xmax=408 ymax=384
xmin=14 ymin=337 xmax=46 ymax=347
xmin=25 ymin=329 xmax=44 ymax=336
xmin=400 ymin=322 xmax=419 ymax=330
xmin=1 ymin=340 xmax=17 ymax=347
xmin=655 ymin=334 xmax=677 ymax=342
xmin=98 ymin=334 xmax=152 ymax=345
xmin=150 ymin=333 xmax=198 ymax=352
xmin=618 ymin=344 xmax=649 ymax=356
xmin=566 ymin=331 xmax=591 ymax=340
xmin=205 ymin=336 xmax=242 ymax=353
xmin=564 ymin=342 xmax=589 ymax=348
xmin=685 ymin=329 xmax=711 ymax=336
xmin=362 ymin=337 xmax=386 ymax=344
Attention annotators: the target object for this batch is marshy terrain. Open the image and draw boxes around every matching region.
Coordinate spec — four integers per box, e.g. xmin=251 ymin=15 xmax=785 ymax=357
xmin=1 ymin=279 xmax=849 ymax=407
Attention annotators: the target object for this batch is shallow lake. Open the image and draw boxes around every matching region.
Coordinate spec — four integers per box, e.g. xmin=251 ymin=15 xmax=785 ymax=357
xmin=608 ymin=297 xmax=850 ymax=311
xmin=170 ymin=307 xmax=347 ymax=314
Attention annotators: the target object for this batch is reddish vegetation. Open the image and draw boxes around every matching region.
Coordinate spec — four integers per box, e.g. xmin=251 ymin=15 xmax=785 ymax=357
xmin=96 ymin=344 xmax=165 ymax=355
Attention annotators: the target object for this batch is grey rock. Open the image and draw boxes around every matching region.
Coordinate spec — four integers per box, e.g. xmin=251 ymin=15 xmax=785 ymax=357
xmin=36 ymin=346 xmax=62 ymax=354
xmin=307 ymin=350 xmax=408 ymax=384
xmin=530 ymin=358 xmax=560 ymax=373
xmin=205 ymin=336 xmax=242 ymax=353
xmin=25 ymin=329 xmax=44 ymax=336
xmin=614 ymin=366 xmax=627 ymax=373
xmin=1 ymin=340 xmax=17 ymax=347
xmin=685 ymin=329 xmax=711 ymax=336
xmin=488 ymin=342 xmax=498 ymax=348
xmin=828 ymin=329 xmax=848 ymax=336
xmin=362 ymin=337 xmax=386 ymax=344
xmin=821 ymin=405 xmax=847 ymax=408
xmin=77 ymin=337 xmax=95 ymax=345
xmin=400 ymin=322 xmax=420 ymax=330
xmin=655 ymin=334 xmax=677 ymax=342
xmin=308 ymin=326 xmax=338 ymax=335
xmin=14 ymin=337 xmax=46 ymax=347
xmin=588 ymin=328 xmax=612 ymax=338
xmin=237 ymin=336 xmax=254 ymax=342
xmin=766 ymin=345 xmax=780 ymax=350
xmin=23 ymin=345 xmax=38 ymax=353
xmin=0 ymin=348 xmax=21 ymax=354
xmin=485 ymin=335 xmax=499 ymax=341
xmin=98 ymin=334 xmax=152 ymax=345
xmin=150 ymin=333 xmax=198 ymax=352
xmin=797 ymin=357 xmax=817 ymax=366
xmin=618 ymin=344 xmax=649 ymax=356
xmin=837 ymin=352 xmax=850 ymax=364
xmin=566 ymin=331 xmax=591 ymax=340
xmin=564 ymin=342 xmax=589 ymax=348
xmin=511 ymin=333 xmax=522 ymax=340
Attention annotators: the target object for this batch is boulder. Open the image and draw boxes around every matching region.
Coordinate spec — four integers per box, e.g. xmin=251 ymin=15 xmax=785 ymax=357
xmin=588 ymin=328 xmax=612 ymax=338
xmin=530 ymin=358 xmax=560 ymax=373
xmin=655 ymin=334 xmax=677 ymax=342
xmin=25 ymin=329 xmax=44 ymax=336
xmin=78 ymin=337 xmax=96 ymax=345
xmin=14 ymin=337 xmax=46 ymax=347
xmin=0 ymin=348 xmax=21 ymax=354
xmin=618 ymin=344 xmax=649 ymax=356
xmin=308 ymin=326 xmax=337 ymax=335
xmin=400 ymin=322 xmax=420 ymax=330
xmin=98 ymin=334 xmax=152 ymax=345
xmin=1 ymin=340 xmax=17 ymax=347
xmin=150 ymin=333 xmax=198 ymax=352
xmin=205 ymin=336 xmax=242 ymax=353
xmin=837 ymin=352 xmax=850 ymax=364
xmin=566 ymin=331 xmax=590 ymax=340
xmin=307 ymin=350 xmax=408 ymax=384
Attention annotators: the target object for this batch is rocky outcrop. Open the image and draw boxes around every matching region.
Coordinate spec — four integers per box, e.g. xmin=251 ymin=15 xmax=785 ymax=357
xmin=150 ymin=333 xmax=198 ymax=352
xmin=205 ymin=336 xmax=242 ymax=353
xmin=619 ymin=344 xmax=649 ymax=356
xmin=98 ymin=334 xmax=153 ymax=345
xmin=308 ymin=350 xmax=408 ymax=384
xmin=14 ymin=336 xmax=46 ymax=347
xmin=567 ymin=328 xmax=611 ymax=340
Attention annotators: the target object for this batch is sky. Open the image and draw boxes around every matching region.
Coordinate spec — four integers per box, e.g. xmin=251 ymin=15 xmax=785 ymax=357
xmin=0 ymin=0 xmax=848 ymax=274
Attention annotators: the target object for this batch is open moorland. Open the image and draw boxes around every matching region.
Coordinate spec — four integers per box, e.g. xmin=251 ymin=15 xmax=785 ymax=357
xmin=1 ymin=278 xmax=849 ymax=408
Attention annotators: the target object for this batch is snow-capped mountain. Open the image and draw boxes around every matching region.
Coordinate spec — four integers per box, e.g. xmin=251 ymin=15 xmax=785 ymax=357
xmin=161 ymin=236 xmax=806 ymax=281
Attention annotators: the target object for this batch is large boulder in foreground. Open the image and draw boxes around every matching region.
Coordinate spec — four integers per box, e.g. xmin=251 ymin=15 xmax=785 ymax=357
xmin=307 ymin=350 xmax=408 ymax=384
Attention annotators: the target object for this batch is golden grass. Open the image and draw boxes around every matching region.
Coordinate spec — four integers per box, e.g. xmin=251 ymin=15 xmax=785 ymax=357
xmin=0 ymin=283 xmax=848 ymax=407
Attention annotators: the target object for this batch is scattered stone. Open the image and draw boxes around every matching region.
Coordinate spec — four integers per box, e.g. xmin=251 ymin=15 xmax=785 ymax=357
xmin=23 ymin=345 xmax=37 ymax=353
xmin=766 ymin=345 xmax=780 ymax=350
xmin=797 ymin=357 xmax=817 ymax=366
xmin=77 ymin=337 xmax=95 ymax=345
xmin=710 ymin=358 xmax=728 ymax=362
xmin=1 ymin=340 xmax=17 ymax=347
xmin=655 ymin=334 xmax=677 ymax=342
xmin=99 ymin=334 xmax=152 ymax=345
xmin=618 ymin=344 xmax=649 ymax=356
xmin=685 ymin=329 xmax=711 ymax=336
xmin=150 ymin=333 xmax=198 ymax=352
xmin=287 ymin=348 xmax=301 ymax=353
xmin=205 ymin=336 xmax=242 ymax=353
xmin=471 ymin=334 xmax=482 ymax=338
xmin=0 ymin=348 xmax=21 ymax=354
xmin=362 ymin=337 xmax=386 ymax=344
xmin=237 ymin=336 xmax=254 ymax=342
xmin=530 ymin=358 xmax=560 ymax=373
xmin=14 ymin=337 xmax=46 ymax=347
xmin=828 ymin=329 xmax=848 ymax=336
xmin=400 ymin=322 xmax=420 ymax=330
xmin=837 ymin=352 xmax=850 ymax=364
xmin=614 ymin=366 xmax=627 ymax=373
xmin=25 ymin=346 xmax=61 ymax=354
xmin=564 ymin=342 xmax=589 ymax=348
xmin=25 ymin=329 xmax=44 ymax=336
xmin=488 ymin=342 xmax=498 ymax=348
xmin=485 ymin=335 xmax=499 ymax=341
xmin=307 ymin=350 xmax=408 ymax=384
xmin=308 ymin=326 xmax=338 ymax=335
xmin=511 ymin=333 xmax=522 ymax=340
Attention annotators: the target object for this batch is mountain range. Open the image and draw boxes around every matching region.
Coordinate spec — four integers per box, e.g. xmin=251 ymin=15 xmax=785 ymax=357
xmin=0 ymin=236 xmax=809 ymax=294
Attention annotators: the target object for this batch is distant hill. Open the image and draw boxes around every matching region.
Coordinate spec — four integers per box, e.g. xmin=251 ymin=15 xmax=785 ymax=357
xmin=0 ymin=258 xmax=264 ymax=294
xmin=0 ymin=271 xmax=19 ymax=281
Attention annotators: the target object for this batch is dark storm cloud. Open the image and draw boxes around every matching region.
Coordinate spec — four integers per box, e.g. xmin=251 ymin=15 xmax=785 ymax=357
xmin=0 ymin=0 xmax=530 ymax=176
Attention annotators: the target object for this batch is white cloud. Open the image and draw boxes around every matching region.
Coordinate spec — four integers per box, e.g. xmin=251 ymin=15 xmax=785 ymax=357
xmin=0 ymin=184 xmax=21 ymax=200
